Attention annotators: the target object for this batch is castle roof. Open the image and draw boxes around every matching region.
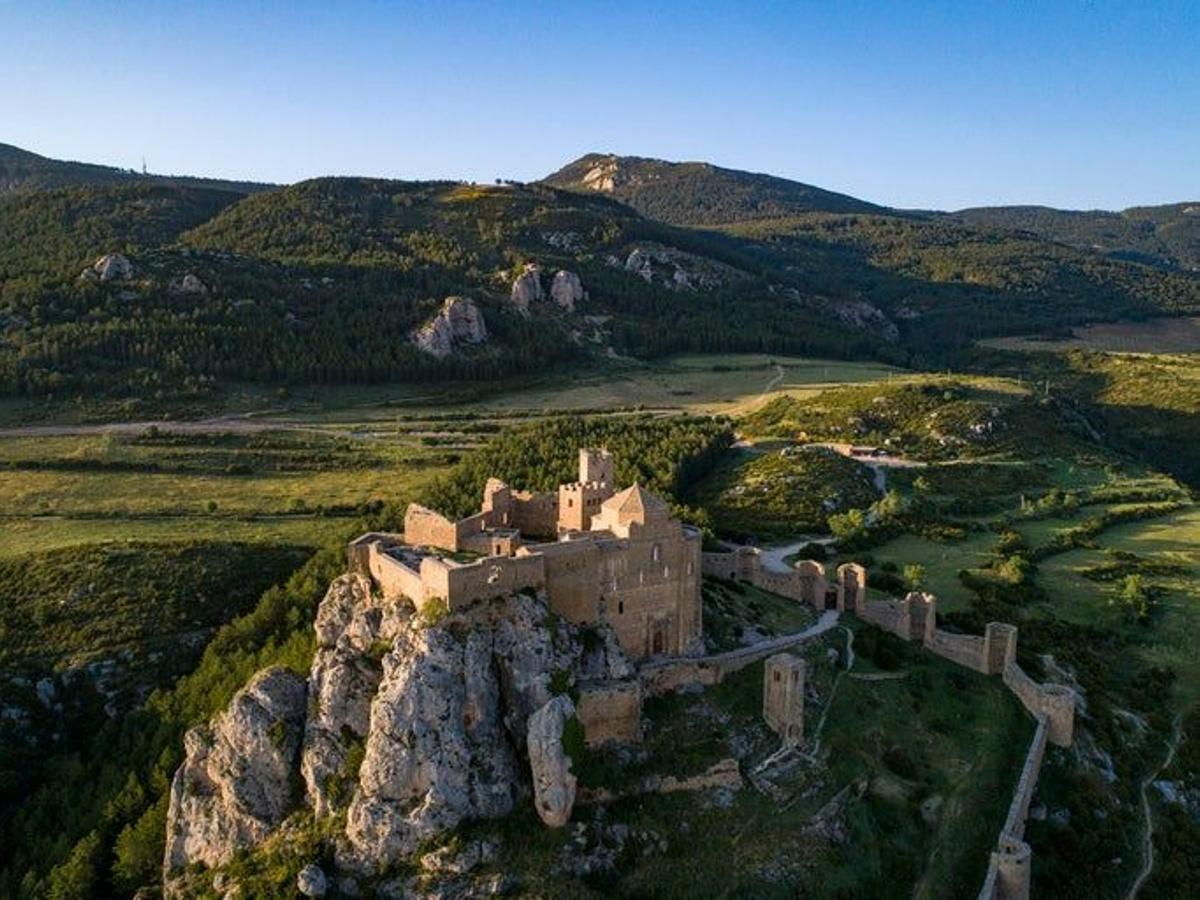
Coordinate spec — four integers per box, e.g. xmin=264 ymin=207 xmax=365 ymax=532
xmin=601 ymin=482 xmax=670 ymax=522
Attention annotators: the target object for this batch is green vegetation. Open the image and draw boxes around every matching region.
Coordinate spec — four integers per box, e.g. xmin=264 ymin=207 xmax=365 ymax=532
xmin=0 ymin=429 xmax=453 ymax=557
xmin=2 ymin=145 xmax=1195 ymax=415
xmin=949 ymin=203 xmax=1200 ymax=272
xmin=541 ymin=152 xmax=887 ymax=224
xmin=691 ymin=445 xmax=880 ymax=539
xmin=420 ymin=414 xmax=733 ymax=522
xmin=701 ymin=577 xmax=817 ymax=652
xmin=742 ymin=379 xmax=1092 ymax=460
xmin=468 ymin=629 xmax=1031 ymax=899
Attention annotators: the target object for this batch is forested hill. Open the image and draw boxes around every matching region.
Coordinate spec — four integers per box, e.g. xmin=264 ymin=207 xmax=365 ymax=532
xmin=0 ymin=144 xmax=1198 ymax=411
xmin=947 ymin=203 xmax=1200 ymax=272
xmin=540 ymin=152 xmax=888 ymax=225
xmin=0 ymin=142 xmax=271 ymax=198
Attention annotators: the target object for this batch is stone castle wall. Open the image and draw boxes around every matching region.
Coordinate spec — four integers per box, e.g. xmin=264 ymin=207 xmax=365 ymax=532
xmin=977 ymin=715 xmax=1049 ymax=900
xmin=576 ymin=679 xmax=642 ymax=746
xmin=701 ymin=549 xmax=863 ymax=613
xmin=1003 ymin=662 xmax=1075 ymax=747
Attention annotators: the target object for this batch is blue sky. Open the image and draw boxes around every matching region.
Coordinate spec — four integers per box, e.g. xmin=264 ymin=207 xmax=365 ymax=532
xmin=1 ymin=1 xmax=1196 ymax=209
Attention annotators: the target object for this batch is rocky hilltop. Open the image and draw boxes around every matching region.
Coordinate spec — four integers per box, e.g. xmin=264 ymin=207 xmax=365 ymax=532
xmin=163 ymin=573 xmax=633 ymax=897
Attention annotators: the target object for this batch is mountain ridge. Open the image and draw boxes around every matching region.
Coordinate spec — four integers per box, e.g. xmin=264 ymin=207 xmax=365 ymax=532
xmin=0 ymin=141 xmax=274 ymax=198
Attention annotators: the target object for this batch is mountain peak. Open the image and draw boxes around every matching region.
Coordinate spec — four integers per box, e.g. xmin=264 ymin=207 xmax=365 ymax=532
xmin=540 ymin=152 xmax=886 ymax=225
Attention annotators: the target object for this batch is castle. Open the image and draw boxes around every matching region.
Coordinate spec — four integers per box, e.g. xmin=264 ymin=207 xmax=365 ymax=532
xmin=349 ymin=448 xmax=703 ymax=661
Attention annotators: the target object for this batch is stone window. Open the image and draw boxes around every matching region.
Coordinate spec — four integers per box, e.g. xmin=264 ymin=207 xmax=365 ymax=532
xmin=774 ymin=671 xmax=781 ymax=682
xmin=618 ymin=600 xmax=624 ymax=615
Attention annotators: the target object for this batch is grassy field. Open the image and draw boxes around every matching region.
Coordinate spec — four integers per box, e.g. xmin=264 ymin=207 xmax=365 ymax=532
xmin=865 ymin=532 xmax=998 ymax=613
xmin=0 ymin=354 xmax=902 ymax=431
xmin=981 ymin=316 xmax=1200 ymax=354
xmin=0 ymin=431 xmax=453 ymax=556
xmin=1034 ymin=505 xmax=1200 ymax=709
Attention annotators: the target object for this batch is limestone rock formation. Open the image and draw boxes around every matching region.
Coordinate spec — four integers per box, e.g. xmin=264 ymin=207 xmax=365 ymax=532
xmin=510 ymin=263 xmax=543 ymax=313
xmin=164 ymin=575 xmax=635 ymax=884
xmin=170 ymin=273 xmax=209 ymax=295
xmin=302 ymin=574 xmax=408 ymax=818
xmin=620 ymin=244 xmax=739 ymax=291
xmin=163 ymin=667 xmax=307 ymax=873
xmin=80 ymin=252 xmax=134 ymax=282
xmin=342 ymin=591 xmax=591 ymax=870
xmin=527 ymin=695 xmax=578 ymax=827
xmin=550 ymin=270 xmax=586 ymax=311
xmin=411 ymin=296 xmax=488 ymax=357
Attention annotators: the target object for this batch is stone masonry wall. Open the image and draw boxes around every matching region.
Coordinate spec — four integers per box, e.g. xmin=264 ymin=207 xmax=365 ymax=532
xmin=576 ymin=679 xmax=642 ymax=746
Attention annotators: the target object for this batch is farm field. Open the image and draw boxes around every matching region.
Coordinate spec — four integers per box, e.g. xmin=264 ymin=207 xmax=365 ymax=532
xmin=0 ymin=354 xmax=903 ymax=432
xmin=981 ymin=316 xmax=1200 ymax=354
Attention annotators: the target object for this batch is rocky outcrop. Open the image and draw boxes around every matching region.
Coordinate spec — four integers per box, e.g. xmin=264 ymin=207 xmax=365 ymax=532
xmin=527 ymin=695 xmax=578 ymax=827
xmin=163 ymin=667 xmax=307 ymax=873
xmin=619 ymin=244 xmax=740 ymax=291
xmin=549 ymin=270 xmax=585 ymax=311
xmin=80 ymin=252 xmax=134 ymax=282
xmin=510 ymin=263 xmax=543 ymax=313
xmin=170 ymin=273 xmax=208 ymax=295
xmin=411 ymin=296 xmax=488 ymax=358
xmin=343 ymin=625 xmax=523 ymax=867
xmin=302 ymin=574 xmax=408 ymax=818
xmin=164 ymin=577 xmax=636 ymax=883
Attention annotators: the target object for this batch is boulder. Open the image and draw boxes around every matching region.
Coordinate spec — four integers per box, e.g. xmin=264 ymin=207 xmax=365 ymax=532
xmin=549 ymin=270 xmax=585 ymax=312
xmin=527 ymin=695 xmax=577 ymax=827
xmin=297 ymin=863 xmax=328 ymax=897
xmin=411 ymin=297 xmax=488 ymax=358
xmin=510 ymin=263 xmax=543 ymax=313
xmin=85 ymin=252 xmax=134 ymax=282
xmin=171 ymin=273 xmax=208 ymax=295
xmin=163 ymin=667 xmax=307 ymax=873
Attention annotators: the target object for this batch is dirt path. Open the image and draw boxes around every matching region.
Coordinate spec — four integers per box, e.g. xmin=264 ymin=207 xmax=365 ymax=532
xmin=0 ymin=416 xmax=356 ymax=439
xmin=752 ymin=363 xmax=785 ymax=408
xmin=1126 ymin=712 xmax=1185 ymax=900
xmin=805 ymin=625 xmax=855 ymax=759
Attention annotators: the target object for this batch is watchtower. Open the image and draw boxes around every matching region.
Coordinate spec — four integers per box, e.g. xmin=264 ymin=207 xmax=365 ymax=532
xmin=579 ymin=447 xmax=614 ymax=487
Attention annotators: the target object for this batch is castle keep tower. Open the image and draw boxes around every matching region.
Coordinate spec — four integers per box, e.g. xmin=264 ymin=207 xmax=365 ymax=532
xmin=558 ymin=447 xmax=615 ymax=532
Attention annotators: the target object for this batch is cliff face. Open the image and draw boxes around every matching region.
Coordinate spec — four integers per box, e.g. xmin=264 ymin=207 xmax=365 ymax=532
xmin=163 ymin=573 xmax=634 ymax=889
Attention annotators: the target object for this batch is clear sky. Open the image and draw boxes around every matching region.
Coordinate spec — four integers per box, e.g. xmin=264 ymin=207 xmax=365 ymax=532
xmin=1 ymin=1 xmax=1196 ymax=210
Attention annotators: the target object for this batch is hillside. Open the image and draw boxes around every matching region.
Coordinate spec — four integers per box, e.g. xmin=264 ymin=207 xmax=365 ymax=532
xmin=0 ymin=142 xmax=270 ymax=197
xmin=0 ymin=145 xmax=1197 ymax=415
xmin=948 ymin=203 xmax=1200 ymax=272
xmin=541 ymin=152 xmax=887 ymax=225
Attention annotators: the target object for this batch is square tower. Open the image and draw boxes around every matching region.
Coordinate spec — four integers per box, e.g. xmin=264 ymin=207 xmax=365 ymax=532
xmin=579 ymin=447 xmax=614 ymax=488
xmin=763 ymin=653 xmax=805 ymax=748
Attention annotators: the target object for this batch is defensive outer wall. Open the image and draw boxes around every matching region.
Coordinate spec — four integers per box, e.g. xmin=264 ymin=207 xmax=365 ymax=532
xmin=700 ymin=545 xmax=1077 ymax=900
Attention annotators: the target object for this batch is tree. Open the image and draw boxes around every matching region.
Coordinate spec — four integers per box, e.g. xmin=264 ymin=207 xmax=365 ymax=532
xmin=1112 ymin=574 xmax=1153 ymax=624
xmin=903 ymin=563 xmax=926 ymax=592
xmin=45 ymin=830 xmax=101 ymax=900
xmin=828 ymin=508 xmax=867 ymax=542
